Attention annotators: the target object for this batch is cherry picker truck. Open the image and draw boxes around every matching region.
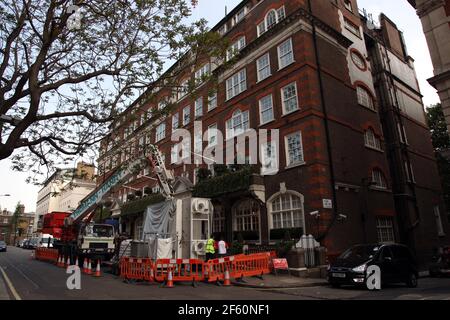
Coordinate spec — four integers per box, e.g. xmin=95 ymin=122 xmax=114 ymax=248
xmin=42 ymin=144 xmax=175 ymax=265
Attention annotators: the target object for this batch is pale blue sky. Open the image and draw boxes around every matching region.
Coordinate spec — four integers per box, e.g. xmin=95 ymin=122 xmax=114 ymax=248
xmin=0 ymin=0 xmax=438 ymax=213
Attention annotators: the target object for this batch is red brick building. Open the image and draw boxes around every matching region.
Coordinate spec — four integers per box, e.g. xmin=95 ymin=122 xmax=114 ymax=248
xmin=97 ymin=0 xmax=449 ymax=268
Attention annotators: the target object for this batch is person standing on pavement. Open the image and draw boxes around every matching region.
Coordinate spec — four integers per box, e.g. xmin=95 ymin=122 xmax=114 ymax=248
xmin=217 ymin=238 xmax=228 ymax=258
xmin=205 ymin=235 xmax=216 ymax=261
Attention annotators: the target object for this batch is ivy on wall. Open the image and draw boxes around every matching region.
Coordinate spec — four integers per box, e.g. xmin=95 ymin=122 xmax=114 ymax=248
xmin=120 ymin=194 xmax=166 ymax=217
xmin=193 ymin=167 xmax=254 ymax=198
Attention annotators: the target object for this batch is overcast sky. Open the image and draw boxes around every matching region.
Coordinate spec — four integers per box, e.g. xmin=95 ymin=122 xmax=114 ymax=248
xmin=0 ymin=0 xmax=439 ymax=213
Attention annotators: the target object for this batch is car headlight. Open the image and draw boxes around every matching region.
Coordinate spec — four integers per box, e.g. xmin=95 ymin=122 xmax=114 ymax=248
xmin=352 ymin=264 xmax=367 ymax=273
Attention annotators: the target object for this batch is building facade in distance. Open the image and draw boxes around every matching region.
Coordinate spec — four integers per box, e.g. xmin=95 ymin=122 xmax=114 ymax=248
xmin=35 ymin=162 xmax=96 ymax=230
xmin=97 ymin=0 xmax=449 ymax=268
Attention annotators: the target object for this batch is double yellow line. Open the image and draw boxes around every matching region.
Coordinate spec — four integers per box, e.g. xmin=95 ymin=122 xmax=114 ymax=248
xmin=0 ymin=266 xmax=22 ymax=300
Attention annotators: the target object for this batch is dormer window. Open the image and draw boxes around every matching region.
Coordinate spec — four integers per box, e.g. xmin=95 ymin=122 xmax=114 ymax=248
xmin=227 ymin=36 xmax=246 ymax=61
xmin=218 ymin=24 xmax=228 ymax=36
xmin=232 ymin=7 xmax=247 ymax=26
xmin=257 ymin=6 xmax=286 ymax=37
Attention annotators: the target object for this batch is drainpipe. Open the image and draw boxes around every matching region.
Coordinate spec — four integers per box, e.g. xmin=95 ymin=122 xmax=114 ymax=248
xmin=307 ymin=0 xmax=339 ymax=242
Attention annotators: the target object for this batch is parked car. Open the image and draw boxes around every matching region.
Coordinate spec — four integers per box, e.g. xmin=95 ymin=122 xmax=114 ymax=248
xmin=17 ymin=239 xmax=26 ymax=248
xmin=0 ymin=241 xmax=7 ymax=252
xmin=429 ymin=246 xmax=450 ymax=277
xmin=328 ymin=243 xmax=418 ymax=289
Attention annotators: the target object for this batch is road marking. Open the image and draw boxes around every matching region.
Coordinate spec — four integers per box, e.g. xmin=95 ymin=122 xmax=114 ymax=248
xmin=0 ymin=266 xmax=22 ymax=300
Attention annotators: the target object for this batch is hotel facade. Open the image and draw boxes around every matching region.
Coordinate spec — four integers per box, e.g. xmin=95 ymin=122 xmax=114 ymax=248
xmin=97 ymin=0 xmax=449 ymax=267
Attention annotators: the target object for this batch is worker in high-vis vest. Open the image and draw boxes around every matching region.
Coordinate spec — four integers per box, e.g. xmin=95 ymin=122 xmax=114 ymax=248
xmin=205 ymin=236 xmax=216 ymax=261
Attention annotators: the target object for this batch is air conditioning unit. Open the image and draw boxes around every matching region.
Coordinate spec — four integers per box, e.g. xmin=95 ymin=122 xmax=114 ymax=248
xmin=193 ymin=241 xmax=206 ymax=255
xmin=191 ymin=198 xmax=211 ymax=215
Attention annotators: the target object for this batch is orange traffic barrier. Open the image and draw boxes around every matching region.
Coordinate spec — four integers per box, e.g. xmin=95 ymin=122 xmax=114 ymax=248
xmin=119 ymin=257 xmax=153 ymax=281
xmin=35 ymin=248 xmax=59 ymax=264
xmin=154 ymin=259 xmax=204 ymax=284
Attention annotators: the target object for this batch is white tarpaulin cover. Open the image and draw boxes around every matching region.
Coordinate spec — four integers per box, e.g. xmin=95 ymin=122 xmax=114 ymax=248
xmin=142 ymin=200 xmax=176 ymax=236
xmin=142 ymin=200 xmax=176 ymax=259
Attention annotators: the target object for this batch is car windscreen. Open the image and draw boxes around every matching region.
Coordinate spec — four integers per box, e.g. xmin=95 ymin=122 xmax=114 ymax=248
xmin=0 ymin=241 xmax=6 ymax=245
xmin=339 ymin=245 xmax=381 ymax=261
xmin=92 ymin=225 xmax=113 ymax=237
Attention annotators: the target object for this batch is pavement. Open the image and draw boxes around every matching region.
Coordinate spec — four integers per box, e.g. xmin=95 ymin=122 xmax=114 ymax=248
xmin=0 ymin=266 xmax=10 ymax=300
xmin=231 ymin=274 xmax=328 ymax=289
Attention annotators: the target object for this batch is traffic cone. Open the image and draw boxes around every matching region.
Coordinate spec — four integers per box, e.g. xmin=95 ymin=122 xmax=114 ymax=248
xmin=223 ymin=269 xmax=231 ymax=286
xmin=58 ymin=256 xmax=64 ymax=268
xmin=75 ymin=257 xmax=79 ymax=268
xmin=83 ymin=258 xmax=87 ymax=273
xmin=166 ymin=270 xmax=174 ymax=288
xmin=66 ymin=256 xmax=71 ymax=267
xmin=86 ymin=259 xmax=92 ymax=275
xmin=93 ymin=260 xmax=101 ymax=277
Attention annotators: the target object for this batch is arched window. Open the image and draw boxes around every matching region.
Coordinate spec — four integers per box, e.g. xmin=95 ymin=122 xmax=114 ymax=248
xmin=212 ymin=205 xmax=225 ymax=234
xmin=266 ymin=10 xmax=277 ymax=29
xmin=226 ymin=109 xmax=250 ymax=139
xmin=364 ymin=128 xmax=382 ymax=150
xmin=257 ymin=6 xmax=286 ymax=36
xmin=351 ymin=50 xmax=366 ymax=70
xmin=269 ymin=192 xmax=304 ymax=230
xmin=371 ymin=169 xmax=388 ymax=189
xmin=356 ymin=86 xmax=375 ymax=110
xmin=233 ymin=199 xmax=260 ymax=233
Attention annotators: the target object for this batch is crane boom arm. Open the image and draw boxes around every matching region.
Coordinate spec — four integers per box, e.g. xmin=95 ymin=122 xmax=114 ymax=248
xmin=68 ymin=144 xmax=174 ymax=224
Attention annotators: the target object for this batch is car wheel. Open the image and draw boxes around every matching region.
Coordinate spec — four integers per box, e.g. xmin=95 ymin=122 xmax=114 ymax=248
xmin=406 ymin=272 xmax=418 ymax=288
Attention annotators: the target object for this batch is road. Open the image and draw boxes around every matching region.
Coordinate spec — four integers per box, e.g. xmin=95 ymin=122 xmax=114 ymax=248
xmin=1 ymin=246 xmax=450 ymax=300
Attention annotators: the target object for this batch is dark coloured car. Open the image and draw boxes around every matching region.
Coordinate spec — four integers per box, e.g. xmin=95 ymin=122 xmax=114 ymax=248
xmin=328 ymin=243 xmax=418 ymax=289
xmin=0 ymin=241 xmax=7 ymax=252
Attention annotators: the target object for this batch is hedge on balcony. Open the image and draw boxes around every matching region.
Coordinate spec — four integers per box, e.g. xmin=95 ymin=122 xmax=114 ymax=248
xmin=269 ymin=227 xmax=303 ymax=241
xmin=193 ymin=167 xmax=253 ymax=198
xmin=121 ymin=194 xmax=165 ymax=217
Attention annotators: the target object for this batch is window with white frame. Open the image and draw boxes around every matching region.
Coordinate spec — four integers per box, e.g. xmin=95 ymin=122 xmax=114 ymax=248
xmin=344 ymin=17 xmax=360 ymax=37
xmin=183 ymin=106 xmax=190 ymax=126
xmin=218 ymin=24 xmax=228 ymax=36
xmin=259 ymin=94 xmax=274 ymax=125
xmin=232 ymin=7 xmax=246 ymax=26
xmin=376 ymin=217 xmax=395 ymax=243
xmin=226 ymin=109 xmax=250 ymax=139
xmin=171 ymin=144 xmax=179 ymax=164
xmin=270 ymin=193 xmax=304 ymax=230
xmin=278 ymin=38 xmax=294 ymax=69
xmin=434 ymin=206 xmax=445 ymax=236
xmin=195 ymin=63 xmax=210 ymax=83
xmin=397 ymin=122 xmax=408 ymax=144
xmin=256 ymin=53 xmax=271 ymax=82
xmin=208 ymin=91 xmax=217 ymax=111
xmin=226 ymin=69 xmax=247 ymax=100
xmin=234 ymin=199 xmax=260 ymax=232
xmin=281 ymin=82 xmax=299 ymax=114
xmin=344 ymin=0 xmax=353 ymax=12
xmin=285 ymin=132 xmax=304 ymax=166
xmin=260 ymin=141 xmax=278 ymax=175
xmin=158 ymin=99 xmax=168 ymax=111
xmin=257 ymin=6 xmax=286 ymax=37
xmin=357 ymin=86 xmax=375 ymax=110
xmin=364 ymin=128 xmax=382 ymax=150
xmin=172 ymin=113 xmax=179 ymax=132
xmin=155 ymin=122 xmax=166 ymax=142
xmin=195 ymin=97 xmax=203 ymax=118
xmin=227 ymin=36 xmax=246 ymax=61
xmin=178 ymin=79 xmax=189 ymax=100
xmin=371 ymin=169 xmax=387 ymax=189
xmin=208 ymin=123 xmax=218 ymax=146
xmin=212 ymin=205 xmax=225 ymax=233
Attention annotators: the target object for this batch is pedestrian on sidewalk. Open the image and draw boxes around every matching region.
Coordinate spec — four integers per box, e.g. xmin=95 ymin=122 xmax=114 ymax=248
xmin=205 ymin=235 xmax=216 ymax=261
xmin=218 ymin=238 xmax=228 ymax=258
